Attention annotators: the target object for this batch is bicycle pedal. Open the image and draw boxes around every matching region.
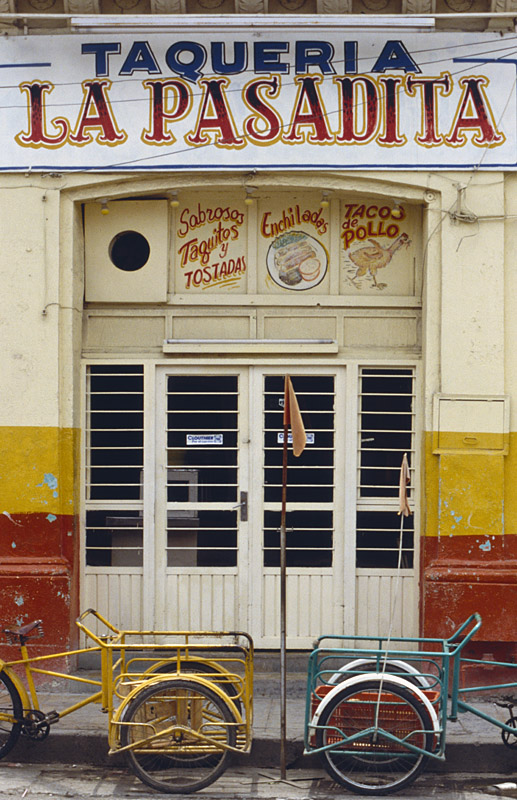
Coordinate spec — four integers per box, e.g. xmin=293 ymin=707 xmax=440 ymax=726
xmin=45 ymin=711 xmax=60 ymax=725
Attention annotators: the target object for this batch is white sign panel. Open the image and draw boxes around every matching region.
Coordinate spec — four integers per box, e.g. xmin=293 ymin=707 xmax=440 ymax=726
xmin=2 ymin=28 xmax=517 ymax=171
xmin=278 ymin=432 xmax=315 ymax=444
xmin=186 ymin=434 xmax=223 ymax=445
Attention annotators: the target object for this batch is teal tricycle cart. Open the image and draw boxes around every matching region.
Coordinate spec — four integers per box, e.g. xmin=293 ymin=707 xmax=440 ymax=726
xmin=304 ymin=614 xmax=517 ymax=795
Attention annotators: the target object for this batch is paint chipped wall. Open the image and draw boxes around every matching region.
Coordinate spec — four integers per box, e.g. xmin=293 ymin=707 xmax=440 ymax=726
xmin=0 ymin=178 xmax=81 ymax=651
xmin=0 ymin=167 xmax=516 ymax=652
xmin=420 ymin=174 xmax=516 ymax=644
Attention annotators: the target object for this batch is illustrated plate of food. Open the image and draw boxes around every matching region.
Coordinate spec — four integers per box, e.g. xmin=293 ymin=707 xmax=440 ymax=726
xmin=267 ymin=231 xmax=328 ymax=290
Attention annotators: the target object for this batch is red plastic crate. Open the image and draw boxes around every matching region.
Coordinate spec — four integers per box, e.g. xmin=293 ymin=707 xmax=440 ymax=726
xmin=309 ymin=684 xmax=439 ymax=750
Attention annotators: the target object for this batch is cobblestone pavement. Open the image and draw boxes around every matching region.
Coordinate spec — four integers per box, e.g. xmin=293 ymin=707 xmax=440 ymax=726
xmin=1 ymin=764 xmax=517 ymax=800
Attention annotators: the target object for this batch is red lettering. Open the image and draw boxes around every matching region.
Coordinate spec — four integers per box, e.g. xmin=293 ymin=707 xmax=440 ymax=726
xmin=69 ymin=81 xmax=126 ymax=145
xmin=16 ymin=82 xmax=69 ymax=147
xmin=406 ymin=74 xmax=451 ymax=146
xmin=378 ymin=77 xmax=405 ymax=146
xmin=446 ymin=77 xmax=504 ymax=146
xmin=186 ymin=78 xmax=244 ymax=147
xmin=283 ymin=76 xmax=333 ymax=143
xmin=243 ymin=77 xmax=282 ymax=142
xmin=335 ymin=77 xmax=379 ymax=143
xmin=142 ymin=79 xmax=192 ymax=144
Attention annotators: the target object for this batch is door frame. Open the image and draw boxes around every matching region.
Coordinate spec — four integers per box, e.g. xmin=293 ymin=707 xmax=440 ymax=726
xmin=247 ymin=365 xmax=354 ymax=647
xmin=154 ymin=365 xmax=250 ymax=632
xmin=80 ymin=357 xmax=420 ymax=645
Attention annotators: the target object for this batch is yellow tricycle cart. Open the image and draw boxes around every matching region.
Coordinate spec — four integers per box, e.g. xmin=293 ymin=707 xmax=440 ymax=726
xmin=0 ymin=609 xmax=253 ymax=794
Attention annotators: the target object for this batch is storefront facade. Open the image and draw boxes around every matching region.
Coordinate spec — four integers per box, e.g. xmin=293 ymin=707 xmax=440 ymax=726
xmin=0 ymin=14 xmax=516 ymax=656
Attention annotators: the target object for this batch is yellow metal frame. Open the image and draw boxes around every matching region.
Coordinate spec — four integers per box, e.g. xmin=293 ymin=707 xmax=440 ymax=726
xmin=0 ymin=608 xmax=253 ymax=759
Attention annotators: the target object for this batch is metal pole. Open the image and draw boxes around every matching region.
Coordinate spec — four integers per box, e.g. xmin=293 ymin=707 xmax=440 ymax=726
xmin=280 ymin=378 xmax=289 ymax=780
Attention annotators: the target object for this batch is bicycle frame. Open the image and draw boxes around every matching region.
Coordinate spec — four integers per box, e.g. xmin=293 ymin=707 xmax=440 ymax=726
xmin=0 ymin=607 xmax=253 ymax=746
xmin=75 ymin=609 xmax=254 ymax=755
xmin=0 ymin=609 xmax=254 ymax=796
xmin=0 ymin=644 xmax=104 ymax=722
xmin=304 ymin=613 xmax=483 ymax=762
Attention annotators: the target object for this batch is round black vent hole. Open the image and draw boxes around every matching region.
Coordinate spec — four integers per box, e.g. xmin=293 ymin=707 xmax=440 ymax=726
xmin=109 ymin=230 xmax=150 ymax=272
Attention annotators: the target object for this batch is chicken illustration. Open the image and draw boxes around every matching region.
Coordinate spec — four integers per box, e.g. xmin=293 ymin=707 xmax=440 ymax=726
xmin=349 ymin=233 xmax=410 ymax=289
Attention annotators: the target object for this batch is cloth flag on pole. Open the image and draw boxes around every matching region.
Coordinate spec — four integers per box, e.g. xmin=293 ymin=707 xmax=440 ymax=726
xmin=398 ymin=452 xmax=411 ymax=516
xmin=284 ymin=376 xmax=306 ymax=457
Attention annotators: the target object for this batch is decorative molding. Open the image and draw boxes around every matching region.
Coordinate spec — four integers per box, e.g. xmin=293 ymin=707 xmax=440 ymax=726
xmin=28 ymin=0 xmax=56 ymax=9
xmin=235 ymin=0 xmax=267 ymax=11
xmin=316 ymin=0 xmax=352 ymax=12
xmin=151 ymin=0 xmax=186 ymax=12
xmin=0 ymin=0 xmax=14 ymax=11
xmin=402 ymin=0 xmax=434 ymax=12
xmin=491 ymin=0 xmax=517 ymax=11
xmin=64 ymin=0 xmax=100 ymax=12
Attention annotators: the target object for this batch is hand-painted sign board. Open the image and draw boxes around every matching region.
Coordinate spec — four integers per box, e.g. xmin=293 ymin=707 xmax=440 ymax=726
xmin=173 ymin=189 xmax=419 ymax=294
xmin=4 ymin=28 xmax=517 ymax=170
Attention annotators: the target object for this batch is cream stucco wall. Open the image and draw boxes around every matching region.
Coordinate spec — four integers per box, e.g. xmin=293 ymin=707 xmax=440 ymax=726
xmin=0 ymin=169 xmax=511 ymax=430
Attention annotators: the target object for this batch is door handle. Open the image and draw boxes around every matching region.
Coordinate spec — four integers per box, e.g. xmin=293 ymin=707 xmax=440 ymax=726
xmin=232 ymin=491 xmax=248 ymax=522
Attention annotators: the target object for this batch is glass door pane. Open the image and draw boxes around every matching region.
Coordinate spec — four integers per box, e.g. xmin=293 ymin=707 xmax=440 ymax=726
xmin=166 ymin=375 xmax=239 ymax=567
xmin=262 ymin=375 xmax=335 ymax=568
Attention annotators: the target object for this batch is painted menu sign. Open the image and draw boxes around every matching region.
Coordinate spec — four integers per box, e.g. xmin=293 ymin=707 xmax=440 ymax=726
xmin=174 ymin=196 xmax=247 ymax=292
xmin=176 ymin=192 xmax=417 ymax=294
xmin=3 ymin=28 xmax=517 ymax=170
xmin=341 ymin=201 xmax=414 ymax=293
xmin=259 ymin=195 xmax=330 ymax=293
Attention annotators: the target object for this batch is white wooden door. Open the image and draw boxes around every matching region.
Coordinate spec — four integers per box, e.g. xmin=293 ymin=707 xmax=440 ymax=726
xmin=154 ymin=368 xmax=250 ymax=632
xmin=83 ymin=361 xmax=418 ymax=643
xmin=249 ymin=368 xmax=350 ymax=647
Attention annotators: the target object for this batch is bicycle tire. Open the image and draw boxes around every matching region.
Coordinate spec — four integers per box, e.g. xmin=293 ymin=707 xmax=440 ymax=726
xmin=502 ymin=717 xmax=517 ymax=748
xmin=315 ymin=678 xmax=434 ymax=796
xmin=148 ymin=659 xmax=242 ymax=714
xmin=0 ymin=671 xmax=23 ymax=759
xmin=120 ymin=677 xmax=237 ymax=794
xmin=329 ymin=660 xmax=431 ymax=689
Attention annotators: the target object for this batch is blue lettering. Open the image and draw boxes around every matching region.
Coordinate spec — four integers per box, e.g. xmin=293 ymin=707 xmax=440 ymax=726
xmin=295 ymin=41 xmax=335 ymax=74
xmin=344 ymin=41 xmax=358 ymax=74
xmin=211 ymin=41 xmax=248 ymax=75
xmin=166 ymin=41 xmax=207 ymax=83
xmin=254 ymin=42 xmax=289 ymax=74
xmin=81 ymin=42 xmax=120 ymax=77
xmin=119 ymin=41 xmax=161 ymax=75
xmin=371 ymin=40 xmax=421 ymax=73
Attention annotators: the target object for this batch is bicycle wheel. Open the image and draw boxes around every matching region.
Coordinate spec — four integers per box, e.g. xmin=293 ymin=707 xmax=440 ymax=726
xmin=0 ymin=671 xmax=22 ymax=759
xmin=315 ymin=678 xmax=434 ymax=796
xmin=502 ymin=717 xmax=517 ymax=748
xmin=329 ymin=660 xmax=431 ymax=689
xmin=149 ymin=659 xmax=242 ymax=714
xmin=120 ymin=678 xmax=237 ymax=794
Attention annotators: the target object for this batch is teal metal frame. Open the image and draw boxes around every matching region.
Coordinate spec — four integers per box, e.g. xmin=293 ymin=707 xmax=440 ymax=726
xmin=304 ymin=613 xmax=497 ymax=761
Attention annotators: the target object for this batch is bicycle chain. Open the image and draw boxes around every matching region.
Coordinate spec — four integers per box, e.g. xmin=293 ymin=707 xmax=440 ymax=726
xmin=22 ymin=709 xmax=50 ymax=740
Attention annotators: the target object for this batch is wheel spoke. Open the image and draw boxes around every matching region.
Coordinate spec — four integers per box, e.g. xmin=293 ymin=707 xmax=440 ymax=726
xmin=315 ymin=678 xmax=434 ymax=795
xmin=120 ymin=677 xmax=237 ymax=793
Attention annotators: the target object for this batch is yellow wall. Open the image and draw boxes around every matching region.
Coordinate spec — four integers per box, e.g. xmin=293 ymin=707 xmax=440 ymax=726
xmin=0 ymin=426 xmax=78 ymax=515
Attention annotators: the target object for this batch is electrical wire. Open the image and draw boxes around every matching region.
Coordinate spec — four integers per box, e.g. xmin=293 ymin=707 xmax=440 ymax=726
xmin=0 ymin=33 xmax=517 ymax=108
xmin=18 ymin=52 xmax=516 ymax=175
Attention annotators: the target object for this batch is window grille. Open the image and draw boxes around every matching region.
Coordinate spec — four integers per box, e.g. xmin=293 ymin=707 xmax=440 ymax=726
xmin=166 ymin=375 xmax=239 ymax=567
xmin=85 ymin=365 xmax=144 ymax=566
xmin=356 ymin=367 xmax=415 ymax=569
xmin=263 ymin=375 xmax=335 ymax=568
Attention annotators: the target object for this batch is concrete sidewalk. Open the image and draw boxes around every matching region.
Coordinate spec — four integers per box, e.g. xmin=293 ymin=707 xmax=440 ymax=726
xmin=6 ymin=675 xmax=517 ymax=778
